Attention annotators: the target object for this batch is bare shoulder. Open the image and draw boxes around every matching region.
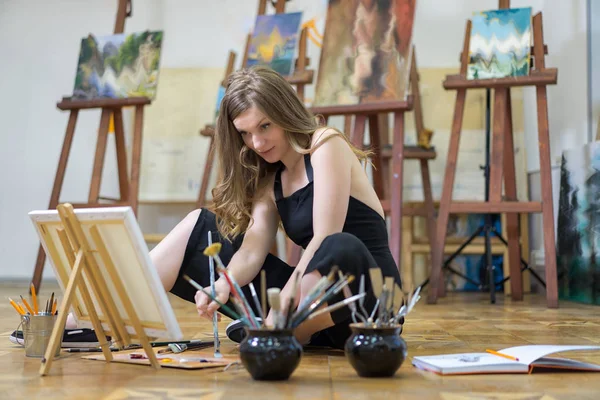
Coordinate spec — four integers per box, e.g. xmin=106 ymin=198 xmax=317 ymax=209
xmin=310 ymin=127 xmax=352 ymax=156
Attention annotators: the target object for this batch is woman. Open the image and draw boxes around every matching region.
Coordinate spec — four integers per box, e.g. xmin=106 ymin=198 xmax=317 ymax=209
xmin=151 ymin=66 xmax=401 ymax=349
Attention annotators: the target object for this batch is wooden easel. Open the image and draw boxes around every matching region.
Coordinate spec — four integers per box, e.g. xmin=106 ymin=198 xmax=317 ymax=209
xmin=40 ymin=203 xmax=159 ymax=376
xmin=428 ymin=0 xmax=559 ymax=307
xmin=197 ymin=0 xmax=314 ymax=265
xmin=310 ymin=48 xmax=438 ymax=278
xmin=31 ymin=0 xmax=150 ymax=292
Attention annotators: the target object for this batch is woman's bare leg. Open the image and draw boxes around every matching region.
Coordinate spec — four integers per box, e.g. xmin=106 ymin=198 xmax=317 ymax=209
xmin=150 ymin=208 xmax=202 ymax=292
xmin=293 ymin=270 xmax=335 ymax=345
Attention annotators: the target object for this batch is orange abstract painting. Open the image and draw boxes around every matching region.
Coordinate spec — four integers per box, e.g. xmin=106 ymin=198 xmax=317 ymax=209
xmin=314 ymin=0 xmax=417 ymax=106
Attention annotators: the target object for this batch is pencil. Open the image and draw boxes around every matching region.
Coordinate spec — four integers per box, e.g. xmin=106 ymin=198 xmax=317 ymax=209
xmin=51 ymin=298 xmax=57 ymax=315
xmin=20 ymin=295 xmax=34 ymax=315
xmin=30 ymin=283 xmax=38 ymax=315
xmin=8 ymin=298 xmax=25 ymax=316
xmin=486 ymin=349 xmax=519 ymax=362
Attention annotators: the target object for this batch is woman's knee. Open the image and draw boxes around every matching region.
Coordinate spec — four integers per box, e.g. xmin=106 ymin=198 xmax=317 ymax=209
xmin=186 ymin=208 xmax=203 ymax=222
xmin=323 ymin=232 xmax=367 ymax=254
xmin=323 ymin=232 xmax=366 ymax=248
xmin=319 ymin=232 xmax=372 ymax=271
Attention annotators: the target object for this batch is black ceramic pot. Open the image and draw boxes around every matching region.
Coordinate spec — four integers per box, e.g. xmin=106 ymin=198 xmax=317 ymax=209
xmin=239 ymin=328 xmax=303 ymax=381
xmin=344 ymin=323 xmax=407 ymax=377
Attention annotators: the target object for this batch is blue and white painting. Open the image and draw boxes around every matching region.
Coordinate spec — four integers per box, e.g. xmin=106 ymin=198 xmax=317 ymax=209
xmin=558 ymin=142 xmax=600 ymax=305
xmin=467 ymin=7 xmax=532 ymax=80
xmin=246 ymin=12 xmax=303 ymax=77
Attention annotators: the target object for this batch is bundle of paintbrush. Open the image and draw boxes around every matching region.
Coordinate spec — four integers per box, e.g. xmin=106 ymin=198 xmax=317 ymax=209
xmin=183 ymin=242 xmax=366 ymax=330
xmin=346 ymin=268 xmax=422 ymax=328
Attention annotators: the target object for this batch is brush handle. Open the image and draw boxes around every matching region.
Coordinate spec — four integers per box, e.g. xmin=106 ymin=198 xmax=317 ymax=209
xmin=208 ymin=232 xmax=221 ymax=355
xmin=291 ymin=278 xmax=351 ymax=328
xmin=249 ymin=283 xmax=265 ymax=321
xmin=307 ymin=293 xmax=366 ymax=321
xmin=183 ymin=275 xmax=241 ymax=320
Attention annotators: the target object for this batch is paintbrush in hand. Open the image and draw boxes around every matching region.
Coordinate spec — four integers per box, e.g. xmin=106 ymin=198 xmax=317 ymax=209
xmin=203 ymin=243 xmax=260 ymax=328
xmin=183 ymin=274 xmax=241 ymax=320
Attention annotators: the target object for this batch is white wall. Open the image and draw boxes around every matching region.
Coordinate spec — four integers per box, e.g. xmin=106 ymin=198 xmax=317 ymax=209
xmin=0 ymin=0 xmax=591 ymax=279
xmin=591 ymin=0 xmax=600 ymax=140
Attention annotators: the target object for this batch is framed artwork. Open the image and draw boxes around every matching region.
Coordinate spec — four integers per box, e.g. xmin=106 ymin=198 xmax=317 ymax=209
xmin=73 ymin=31 xmax=164 ymax=99
xmin=314 ymin=0 xmax=417 ymax=106
xmin=467 ymin=7 xmax=532 ymax=80
xmin=558 ymin=142 xmax=600 ymax=305
xmin=246 ymin=12 xmax=303 ymax=77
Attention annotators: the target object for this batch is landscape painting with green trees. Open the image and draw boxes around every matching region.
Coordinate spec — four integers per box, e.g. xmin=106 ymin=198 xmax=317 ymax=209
xmin=467 ymin=7 xmax=531 ymax=80
xmin=557 ymin=142 xmax=600 ymax=305
xmin=73 ymin=30 xmax=163 ymax=99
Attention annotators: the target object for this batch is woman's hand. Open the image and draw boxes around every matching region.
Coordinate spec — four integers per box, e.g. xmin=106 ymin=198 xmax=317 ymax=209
xmin=194 ymin=278 xmax=230 ymax=321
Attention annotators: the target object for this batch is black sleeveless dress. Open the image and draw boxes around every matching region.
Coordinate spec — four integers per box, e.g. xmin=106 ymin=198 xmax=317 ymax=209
xmin=274 ymin=153 xmax=399 ymax=281
xmin=172 ymin=153 xmax=401 ymax=348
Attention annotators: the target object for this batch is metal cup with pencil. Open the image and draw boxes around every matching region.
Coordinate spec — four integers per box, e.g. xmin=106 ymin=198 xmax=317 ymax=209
xmin=9 ymin=284 xmax=61 ymax=358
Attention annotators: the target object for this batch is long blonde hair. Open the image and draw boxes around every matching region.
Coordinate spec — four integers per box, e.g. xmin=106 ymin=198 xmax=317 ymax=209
xmin=212 ymin=66 xmax=370 ymax=241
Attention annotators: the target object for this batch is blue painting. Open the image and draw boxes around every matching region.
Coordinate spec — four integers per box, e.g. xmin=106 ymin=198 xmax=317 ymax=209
xmin=246 ymin=12 xmax=303 ymax=77
xmin=467 ymin=7 xmax=532 ymax=80
xmin=558 ymin=142 xmax=600 ymax=305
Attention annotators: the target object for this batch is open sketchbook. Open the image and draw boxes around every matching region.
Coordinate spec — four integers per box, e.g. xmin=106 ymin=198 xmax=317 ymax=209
xmin=412 ymin=345 xmax=600 ymax=375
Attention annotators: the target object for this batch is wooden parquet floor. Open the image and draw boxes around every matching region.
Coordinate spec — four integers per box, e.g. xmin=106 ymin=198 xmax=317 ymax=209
xmin=1 ymin=281 xmax=600 ymax=399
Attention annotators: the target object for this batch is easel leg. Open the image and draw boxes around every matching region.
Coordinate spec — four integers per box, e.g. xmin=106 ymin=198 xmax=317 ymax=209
xmin=351 ymin=115 xmax=367 ymax=148
xmin=402 ymin=217 xmax=414 ymax=291
xmin=32 ymin=110 xmax=79 ymax=292
xmin=344 ymin=116 xmax=353 ymax=138
xmin=503 ymin=90 xmax=523 ymax=300
xmin=420 ymin=159 xmax=441 ymax=296
xmin=59 ymin=205 xmax=129 ymax=348
xmin=429 ymin=89 xmax=467 ymax=304
xmin=40 ymin=249 xmax=85 ymax=376
xmin=113 ymin=109 xmax=130 ymax=202
xmin=88 ymin=109 xmax=112 ymax=203
xmin=490 ymin=89 xmax=506 ymax=203
xmin=55 ymin=221 xmax=113 ymax=360
xmin=129 ymin=105 xmax=144 ymax=216
xmin=390 ymin=112 xmax=405 ymax=272
xmin=378 ymin=114 xmax=391 ymax=200
xmin=89 ymin=226 xmax=160 ymax=368
xmin=368 ymin=114 xmax=385 ymax=198
xmin=536 ymin=85 xmax=559 ymax=308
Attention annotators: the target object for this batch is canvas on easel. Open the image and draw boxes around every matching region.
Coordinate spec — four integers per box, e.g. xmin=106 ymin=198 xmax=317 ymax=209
xmin=428 ymin=0 xmax=559 ymax=307
xmin=246 ymin=12 xmax=303 ymax=77
xmin=29 ymin=204 xmax=183 ymax=375
xmin=313 ymin=0 xmax=417 ymax=106
xmin=467 ymin=7 xmax=532 ymax=80
xmin=310 ymin=0 xmax=437 ymax=279
xmin=73 ymin=30 xmax=164 ymax=99
xmin=31 ymin=0 xmax=155 ymax=293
